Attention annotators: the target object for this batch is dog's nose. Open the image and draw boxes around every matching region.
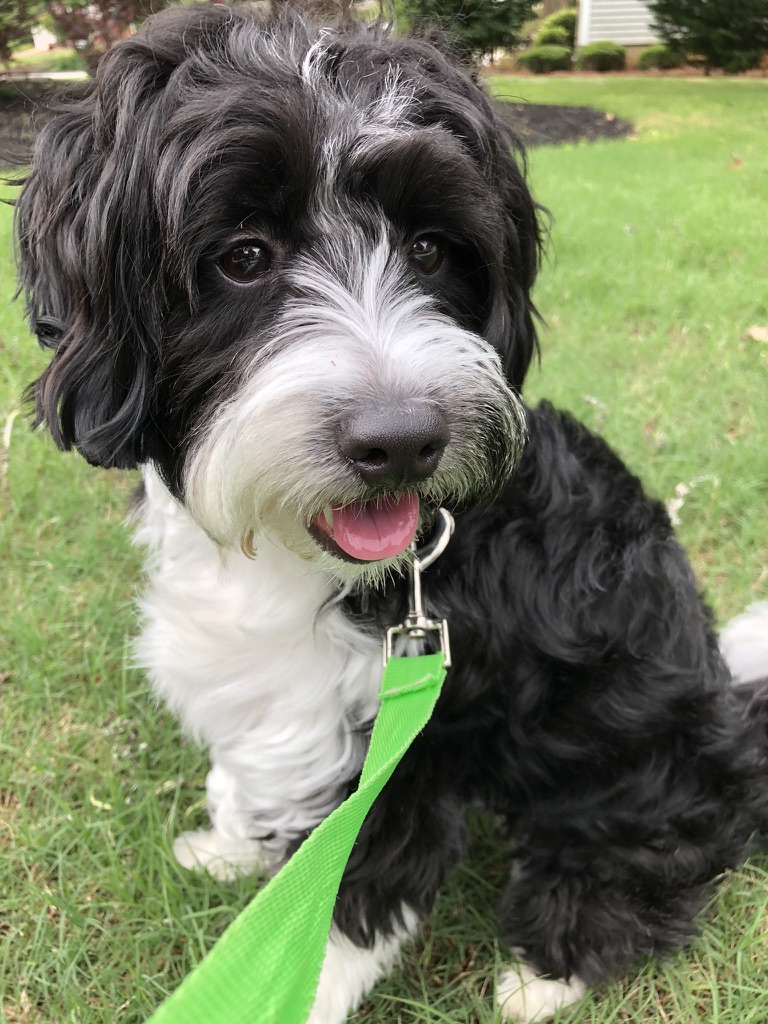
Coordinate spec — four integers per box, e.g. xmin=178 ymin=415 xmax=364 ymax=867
xmin=339 ymin=403 xmax=450 ymax=486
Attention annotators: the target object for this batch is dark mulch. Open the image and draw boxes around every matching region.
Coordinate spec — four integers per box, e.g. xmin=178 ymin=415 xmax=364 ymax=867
xmin=0 ymin=81 xmax=633 ymax=170
xmin=492 ymin=101 xmax=633 ymax=147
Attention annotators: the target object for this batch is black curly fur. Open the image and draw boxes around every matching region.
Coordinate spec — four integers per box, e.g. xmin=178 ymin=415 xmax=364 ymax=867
xmin=338 ymin=403 xmax=768 ymax=982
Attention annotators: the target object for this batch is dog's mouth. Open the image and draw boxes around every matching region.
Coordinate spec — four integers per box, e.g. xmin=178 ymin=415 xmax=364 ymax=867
xmin=308 ymin=493 xmax=420 ymax=563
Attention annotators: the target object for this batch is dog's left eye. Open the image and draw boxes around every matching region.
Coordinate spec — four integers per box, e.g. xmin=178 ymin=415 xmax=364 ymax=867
xmin=218 ymin=242 xmax=272 ymax=283
xmin=409 ymin=236 xmax=444 ymax=275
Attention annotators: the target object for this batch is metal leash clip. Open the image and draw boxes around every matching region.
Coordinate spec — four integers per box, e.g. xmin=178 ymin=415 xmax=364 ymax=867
xmin=384 ymin=507 xmax=455 ymax=668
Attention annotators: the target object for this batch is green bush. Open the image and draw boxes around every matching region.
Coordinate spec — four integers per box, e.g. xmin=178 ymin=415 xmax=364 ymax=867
xmin=539 ymin=7 xmax=577 ymax=48
xmin=400 ymin=0 xmax=538 ymax=59
xmin=638 ymin=43 xmax=683 ymax=70
xmin=517 ymin=44 xmax=573 ymax=73
xmin=0 ymin=0 xmax=38 ymax=62
xmin=535 ymin=25 xmax=569 ymax=47
xmin=575 ymin=40 xmax=626 ymax=71
xmin=649 ymin=0 xmax=768 ymax=75
xmin=720 ymin=49 xmax=765 ymax=74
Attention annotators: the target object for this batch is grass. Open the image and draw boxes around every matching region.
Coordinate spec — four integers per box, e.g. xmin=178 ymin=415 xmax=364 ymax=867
xmin=3 ymin=48 xmax=87 ymax=75
xmin=494 ymin=75 xmax=768 ymax=620
xmin=2 ymin=76 xmax=767 ymax=1023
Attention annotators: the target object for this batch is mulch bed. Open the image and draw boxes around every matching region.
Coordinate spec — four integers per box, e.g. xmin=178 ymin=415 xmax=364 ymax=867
xmin=0 ymin=80 xmax=633 ymax=170
xmin=492 ymin=100 xmax=632 ymax=146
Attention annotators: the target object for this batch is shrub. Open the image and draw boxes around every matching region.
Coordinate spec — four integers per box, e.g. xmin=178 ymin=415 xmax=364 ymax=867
xmin=517 ymin=44 xmax=573 ymax=73
xmin=649 ymin=0 xmax=768 ymax=75
xmin=46 ymin=0 xmax=168 ymax=73
xmin=719 ymin=49 xmax=765 ymax=75
xmin=539 ymin=7 xmax=578 ymax=48
xmin=638 ymin=43 xmax=683 ymax=70
xmin=0 ymin=0 xmax=38 ymax=63
xmin=401 ymin=0 xmax=538 ymax=60
xmin=575 ymin=41 xmax=626 ymax=72
xmin=535 ymin=25 xmax=569 ymax=47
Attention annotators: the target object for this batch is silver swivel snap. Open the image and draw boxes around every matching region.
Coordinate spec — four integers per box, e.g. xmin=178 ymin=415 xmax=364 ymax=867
xmin=384 ymin=507 xmax=454 ymax=667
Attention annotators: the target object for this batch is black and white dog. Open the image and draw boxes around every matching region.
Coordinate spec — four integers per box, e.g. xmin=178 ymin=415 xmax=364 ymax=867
xmin=16 ymin=5 xmax=768 ymax=1021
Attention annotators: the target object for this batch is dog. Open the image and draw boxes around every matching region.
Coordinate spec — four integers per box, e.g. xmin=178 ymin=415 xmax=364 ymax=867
xmin=15 ymin=5 xmax=768 ymax=1021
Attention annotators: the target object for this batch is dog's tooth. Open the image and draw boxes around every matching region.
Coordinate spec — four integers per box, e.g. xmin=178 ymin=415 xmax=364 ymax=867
xmin=324 ymin=506 xmax=334 ymax=530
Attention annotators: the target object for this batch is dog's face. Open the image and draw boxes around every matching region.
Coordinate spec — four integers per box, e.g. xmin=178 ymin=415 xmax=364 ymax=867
xmin=17 ymin=5 xmax=541 ymax=581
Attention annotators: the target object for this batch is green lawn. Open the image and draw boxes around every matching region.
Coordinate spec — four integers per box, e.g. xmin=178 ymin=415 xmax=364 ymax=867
xmin=498 ymin=75 xmax=768 ymax=622
xmin=2 ymin=76 xmax=767 ymax=1023
xmin=4 ymin=47 xmax=87 ymax=74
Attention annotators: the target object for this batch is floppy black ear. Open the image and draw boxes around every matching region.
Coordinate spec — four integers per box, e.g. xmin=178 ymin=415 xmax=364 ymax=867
xmin=14 ymin=6 xmax=229 ymax=469
xmin=15 ymin=69 xmax=158 ymax=467
xmin=16 ymin=4 xmax=258 ymax=469
xmin=486 ymin=120 xmax=544 ymax=389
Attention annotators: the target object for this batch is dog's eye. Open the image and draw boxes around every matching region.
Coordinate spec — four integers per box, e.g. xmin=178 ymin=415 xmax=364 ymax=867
xmin=218 ymin=242 xmax=272 ymax=283
xmin=409 ymin=236 xmax=444 ymax=275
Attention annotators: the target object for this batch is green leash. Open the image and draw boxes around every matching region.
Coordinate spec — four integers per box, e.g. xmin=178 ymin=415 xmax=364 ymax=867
xmin=147 ymin=510 xmax=455 ymax=1024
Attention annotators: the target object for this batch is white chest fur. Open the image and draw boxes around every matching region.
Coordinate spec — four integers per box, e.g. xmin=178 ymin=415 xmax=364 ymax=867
xmin=134 ymin=468 xmax=382 ymax=870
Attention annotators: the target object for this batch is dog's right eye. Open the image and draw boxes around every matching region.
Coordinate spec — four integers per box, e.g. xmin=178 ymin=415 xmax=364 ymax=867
xmin=218 ymin=242 xmax=272 ymax=283
xmin=409 ymin=236 xmax=445 ymax=276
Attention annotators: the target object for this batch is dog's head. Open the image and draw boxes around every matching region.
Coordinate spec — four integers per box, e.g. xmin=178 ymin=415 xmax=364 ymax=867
xmin=16 ymin=4 xmax=542 ymax=581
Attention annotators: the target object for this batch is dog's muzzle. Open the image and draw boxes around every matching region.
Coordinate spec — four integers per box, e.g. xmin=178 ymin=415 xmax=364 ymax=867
xmin=337 ymin=402 xmax=450 ymax=487
xmin=307 ymin=403 xmax=450 ymax=563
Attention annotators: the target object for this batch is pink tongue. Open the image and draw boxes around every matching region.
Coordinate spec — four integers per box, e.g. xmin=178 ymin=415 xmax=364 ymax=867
xmin=332 ymin=494 xmax=420 ymax=561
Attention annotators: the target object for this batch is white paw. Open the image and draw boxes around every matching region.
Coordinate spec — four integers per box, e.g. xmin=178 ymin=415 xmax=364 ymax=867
xmin=497 ymin=960 xmax=587 ymax=1022
xmin=173 ymin=828 xmax=264 ymax=882
xmin=306 ymin=912 xmax=418 ymax=1024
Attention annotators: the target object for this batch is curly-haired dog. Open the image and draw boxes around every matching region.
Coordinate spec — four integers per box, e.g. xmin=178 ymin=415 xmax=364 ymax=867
xmin=16 ymin=5 xmax=768 ymax=1021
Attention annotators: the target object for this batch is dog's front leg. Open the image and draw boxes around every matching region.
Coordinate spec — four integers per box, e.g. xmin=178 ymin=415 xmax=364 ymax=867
xmin=172 ymin=739 xmax=359 ymax=882
xmin=307 ymin=757 xmax=470 ymax=1020
xmin=172 ymin=761 xmax=277 ymax=881
xmin=172 ymin=827 xmax=265 ymax=882
xmin=307 ymin=910 xmax=420 ymax=1024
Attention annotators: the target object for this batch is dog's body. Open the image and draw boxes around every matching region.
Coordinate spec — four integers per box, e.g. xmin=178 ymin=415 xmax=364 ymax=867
xmin=135 ymin=403 xmax=768 ymax=1021
xmin=15 ymin=5 xmax=768 ymax=1022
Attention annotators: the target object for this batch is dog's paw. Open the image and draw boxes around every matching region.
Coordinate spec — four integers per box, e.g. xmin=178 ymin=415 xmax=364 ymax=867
xmin=173 ymin=828 xmax=263 ymax=881
xmin=497 ymin=961 xmax=587 ymax=1022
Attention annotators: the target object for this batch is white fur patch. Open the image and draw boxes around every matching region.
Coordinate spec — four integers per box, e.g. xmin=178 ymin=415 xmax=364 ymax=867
xmin=308 ymin=909 xmax=419 ymax=1024
xmin=135 ymin=467 xmax=383 ymax=868
xmin=720 ymin=602 xmax=768 ymax=685
xmin=172 ymin=828 xmax=264 ymax=882
xmin=497 ymin=961 xmax=587 ymax=1023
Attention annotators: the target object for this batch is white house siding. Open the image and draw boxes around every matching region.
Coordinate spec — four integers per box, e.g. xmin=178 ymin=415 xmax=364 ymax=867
xmin=31 ymin=26 xmax=58 ymax=50
xmin=577 ymin=0 xmax=661 ymax=46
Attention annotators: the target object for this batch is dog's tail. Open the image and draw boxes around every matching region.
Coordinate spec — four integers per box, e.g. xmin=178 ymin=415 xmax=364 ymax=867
xmin=721 ymin=602 xmax=768 ymax=690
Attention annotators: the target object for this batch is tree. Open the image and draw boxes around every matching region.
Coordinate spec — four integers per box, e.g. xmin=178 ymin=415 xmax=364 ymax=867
xmin=648 ymin=0 xmax=768 ymax=74
xmin=273 ymin=0 xmax=356 ymax=21
xmin=400 ymin=0 xmax=538 ymax=60
xmin=0 ymin=0 xmax=40 ymax=63
xmin=46 ymin=0 xmax=170 ymax=72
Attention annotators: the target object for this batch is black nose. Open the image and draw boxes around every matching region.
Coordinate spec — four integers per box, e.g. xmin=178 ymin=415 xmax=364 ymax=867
xmin=338 ymin=403 xmax=450 ymax=486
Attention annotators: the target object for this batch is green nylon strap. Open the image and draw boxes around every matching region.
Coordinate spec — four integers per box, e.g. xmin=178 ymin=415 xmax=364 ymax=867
xmin=147 ymin=652 xmax=447 ymax=1024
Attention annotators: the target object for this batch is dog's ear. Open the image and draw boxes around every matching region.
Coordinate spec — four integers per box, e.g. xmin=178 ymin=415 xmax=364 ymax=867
xmin=16 ymin=65 xmax=157 ymax=467
xmin=15 ymin=6 xmax=235 ymax=469
xmin=486 ymin=123 xmax=543 ymax=388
